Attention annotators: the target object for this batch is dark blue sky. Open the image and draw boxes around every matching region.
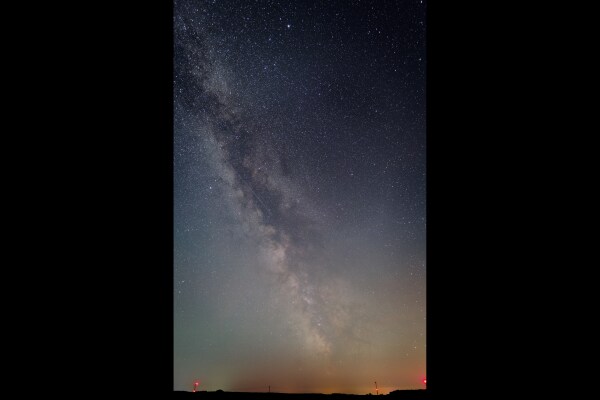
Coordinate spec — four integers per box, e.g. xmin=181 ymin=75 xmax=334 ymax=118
xmin=174 ymin=0 xmax=426 ymax=393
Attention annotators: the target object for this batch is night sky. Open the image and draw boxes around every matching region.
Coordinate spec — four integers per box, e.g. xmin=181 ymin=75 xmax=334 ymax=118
xmin=174 ymin=0 xmax=426 ymax=394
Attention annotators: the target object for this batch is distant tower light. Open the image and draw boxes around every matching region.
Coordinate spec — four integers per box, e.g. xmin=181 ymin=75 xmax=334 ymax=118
xmin=193 ymin=380 xmax=199 ymax=392
xmin=375 ymin=381 xmax=379 ymax=395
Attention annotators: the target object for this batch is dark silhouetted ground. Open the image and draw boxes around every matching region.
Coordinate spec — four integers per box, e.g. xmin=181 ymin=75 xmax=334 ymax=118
xmin=173 ymin=390 xmax=428 ymax=399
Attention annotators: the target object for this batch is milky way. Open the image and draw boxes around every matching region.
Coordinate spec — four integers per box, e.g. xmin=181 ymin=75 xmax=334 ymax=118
xmin=174 ymin=0 xmax=426 ymax=394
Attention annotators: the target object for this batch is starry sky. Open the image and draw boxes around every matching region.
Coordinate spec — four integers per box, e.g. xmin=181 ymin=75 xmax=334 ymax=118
xmin=174 ymin=0 xmax=426 ymax=394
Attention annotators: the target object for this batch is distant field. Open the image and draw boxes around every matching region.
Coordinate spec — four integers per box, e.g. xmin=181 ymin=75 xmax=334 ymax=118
xmin=172 ymin=390 xmax=428 ymax=399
